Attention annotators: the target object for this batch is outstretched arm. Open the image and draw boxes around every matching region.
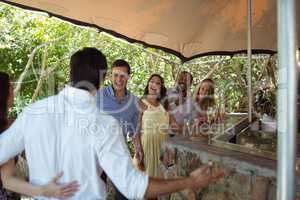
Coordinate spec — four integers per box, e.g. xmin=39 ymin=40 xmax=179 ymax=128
xmin=96 ymin=118 xmax=224 ymax=199
xmin=144 ymin=165 xmax=224 ymax=199
xmin=1 ymin=159 xmax=79 ymax=198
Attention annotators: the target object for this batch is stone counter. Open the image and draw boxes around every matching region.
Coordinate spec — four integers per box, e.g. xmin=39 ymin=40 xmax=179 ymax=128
xmin=161 ymin=135 xmax=299 ymax=200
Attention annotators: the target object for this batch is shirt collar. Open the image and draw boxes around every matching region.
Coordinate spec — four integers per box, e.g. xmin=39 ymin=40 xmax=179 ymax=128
xmin=108 ymin=85 xmax=128 ymax=99
xmin=59 ymin=85 xmax=96 ymax=105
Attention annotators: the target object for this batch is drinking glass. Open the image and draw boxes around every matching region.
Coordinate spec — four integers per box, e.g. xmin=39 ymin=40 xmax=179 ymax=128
xmin=219 ymin=103 xmax=226 ymax=123
xmin=207 ymin=107 xmax=215 ymax=125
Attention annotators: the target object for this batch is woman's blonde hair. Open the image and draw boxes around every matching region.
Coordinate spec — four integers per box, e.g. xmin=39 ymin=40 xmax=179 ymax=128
xmin=193 ymin=78 xmax=215 ymax=110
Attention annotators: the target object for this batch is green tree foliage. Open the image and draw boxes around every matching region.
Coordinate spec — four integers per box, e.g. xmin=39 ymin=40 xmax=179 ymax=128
xmin=0 ymin=2 xmax=277 ymax=118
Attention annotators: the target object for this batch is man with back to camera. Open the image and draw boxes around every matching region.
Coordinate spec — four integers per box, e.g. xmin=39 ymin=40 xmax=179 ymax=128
xmin=0 ymin=47 xmax=224 ymax=200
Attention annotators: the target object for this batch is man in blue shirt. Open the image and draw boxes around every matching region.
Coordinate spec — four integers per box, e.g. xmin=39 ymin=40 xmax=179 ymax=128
xmin=97 ymin=59 xmax=143 ymax=200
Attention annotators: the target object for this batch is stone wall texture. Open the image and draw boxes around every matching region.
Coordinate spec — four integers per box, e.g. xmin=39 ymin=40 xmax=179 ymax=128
xmin=160 ymin=140 xmax=279 ymax=200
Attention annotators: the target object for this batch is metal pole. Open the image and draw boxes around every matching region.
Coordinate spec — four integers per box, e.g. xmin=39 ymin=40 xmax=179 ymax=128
xmin=247 ymin=0 xmax=252 ymax=123
xmin=277 ymin=0 xmax=298 ymax=199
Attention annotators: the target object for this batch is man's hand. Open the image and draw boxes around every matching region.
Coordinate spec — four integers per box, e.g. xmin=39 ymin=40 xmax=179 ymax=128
xmin=133 ymin=135 xmax=144 ymax=163
xmin=41 ymin=172 xmax=80 ymax=199
xmin=144 ymin=163 xmax=224 ymax=198
xmin=135 ymin=147 xmax=144 ymax=164
xmin=188 ymin=164 xmax=224 ymax=190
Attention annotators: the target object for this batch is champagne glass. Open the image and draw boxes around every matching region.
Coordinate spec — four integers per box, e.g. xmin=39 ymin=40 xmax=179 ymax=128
xmin=207 ymin=107 xmax=218 ymax=144
xmin=219 ymin=103 xmax=226 ymax=123
xmin=207 ymin=107 xmax=215 ymax=125
xmin=185 ymin=120 xmax=192 ymax=136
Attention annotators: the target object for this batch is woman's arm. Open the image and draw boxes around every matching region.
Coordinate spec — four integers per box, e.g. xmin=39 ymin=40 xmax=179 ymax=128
xmin=1 ymin=159 xmax=79 ymax=198
xmin=134 ymin=100 xmax=147 ymax=164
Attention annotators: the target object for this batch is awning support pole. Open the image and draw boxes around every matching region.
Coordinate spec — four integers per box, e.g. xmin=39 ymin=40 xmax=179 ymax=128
xmin=247 ymin=0 xmax=252 ymax=123
xmin=277 ymin=0 xmax=298 ymax=199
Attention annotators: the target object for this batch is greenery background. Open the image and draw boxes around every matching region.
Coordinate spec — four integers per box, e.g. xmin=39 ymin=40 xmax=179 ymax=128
xmin=0 ymin=2 xmax=277 ymax=118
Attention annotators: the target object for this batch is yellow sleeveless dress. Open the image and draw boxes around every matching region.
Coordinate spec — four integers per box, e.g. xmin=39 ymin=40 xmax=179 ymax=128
xmin=141 ymin=99 xmax=169 ymax=177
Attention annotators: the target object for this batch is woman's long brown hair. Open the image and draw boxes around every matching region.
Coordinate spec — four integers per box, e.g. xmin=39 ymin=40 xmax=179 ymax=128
xmin=143 ymin=74 xmax=168 ymax=108
xmin=195 ymin=78 xmax=215 ymax=110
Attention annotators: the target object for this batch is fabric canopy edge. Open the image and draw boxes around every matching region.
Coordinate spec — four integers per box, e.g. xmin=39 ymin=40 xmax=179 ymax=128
xmin=0 ymin=0 xmax=282 ymax=63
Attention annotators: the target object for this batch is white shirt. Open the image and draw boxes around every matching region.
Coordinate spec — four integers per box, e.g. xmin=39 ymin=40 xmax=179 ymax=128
xmin=169 ymin=98 xmax=197 ymax=126
xmin=0 ymin=86 xmax=149 ymax=200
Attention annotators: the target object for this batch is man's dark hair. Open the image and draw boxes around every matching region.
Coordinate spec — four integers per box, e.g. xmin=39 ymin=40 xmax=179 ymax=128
xmin=112 ymin=59 xmax=131 ymax=74
xmin=179 ymin=71 xmax=193 ymax=84
xmin=70 ymin=47 xmax=107 ymax=91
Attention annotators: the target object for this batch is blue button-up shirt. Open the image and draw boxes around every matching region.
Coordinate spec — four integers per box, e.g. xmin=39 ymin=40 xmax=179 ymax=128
xmin=96 ymin=85 xmax=140 ymax=137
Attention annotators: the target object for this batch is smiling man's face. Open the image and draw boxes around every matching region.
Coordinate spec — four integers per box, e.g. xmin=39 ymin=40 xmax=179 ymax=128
xmin=111 ymin=66 xmax=130 ymax=92
xmin=177 ymin=72 xmax=192 ymax=94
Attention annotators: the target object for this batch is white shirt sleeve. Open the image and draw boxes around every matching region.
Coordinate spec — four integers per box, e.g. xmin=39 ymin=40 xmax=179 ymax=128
xmin=94 ymin=118 xmax=149 ymax=200
xmin=0 ymin=112 xmax=26 ymax=165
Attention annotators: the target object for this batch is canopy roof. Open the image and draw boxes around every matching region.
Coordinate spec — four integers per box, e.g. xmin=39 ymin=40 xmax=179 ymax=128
xmin=2 ymin=0 xmax=300 ymax=62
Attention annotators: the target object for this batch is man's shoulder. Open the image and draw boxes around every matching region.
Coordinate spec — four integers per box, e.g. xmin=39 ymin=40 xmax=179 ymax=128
xmin=97 ymin=111 xmax=120 ymax=125
xmin=126 ymin=91 xmax=141 ymax=114
xmin=93 ymin=111 xmax=123 ymax=141
xmin=22 ymin=95 xmax=59 ymax=115
xmin=97 ymin=86 xmax=114 ymax=102
xmin=98 ymin=85 xmax=111 ymax=94
xmin=167 ymin=87 xmax=178 ymax=95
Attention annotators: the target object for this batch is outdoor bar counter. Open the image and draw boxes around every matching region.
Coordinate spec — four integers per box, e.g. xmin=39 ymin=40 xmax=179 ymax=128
xmin=161 ymin=114 xmax=300 ymax=200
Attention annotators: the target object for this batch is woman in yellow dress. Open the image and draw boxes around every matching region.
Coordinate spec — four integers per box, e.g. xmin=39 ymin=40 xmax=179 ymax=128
xmin=139 ymin=74 xmax=169 ymax=178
